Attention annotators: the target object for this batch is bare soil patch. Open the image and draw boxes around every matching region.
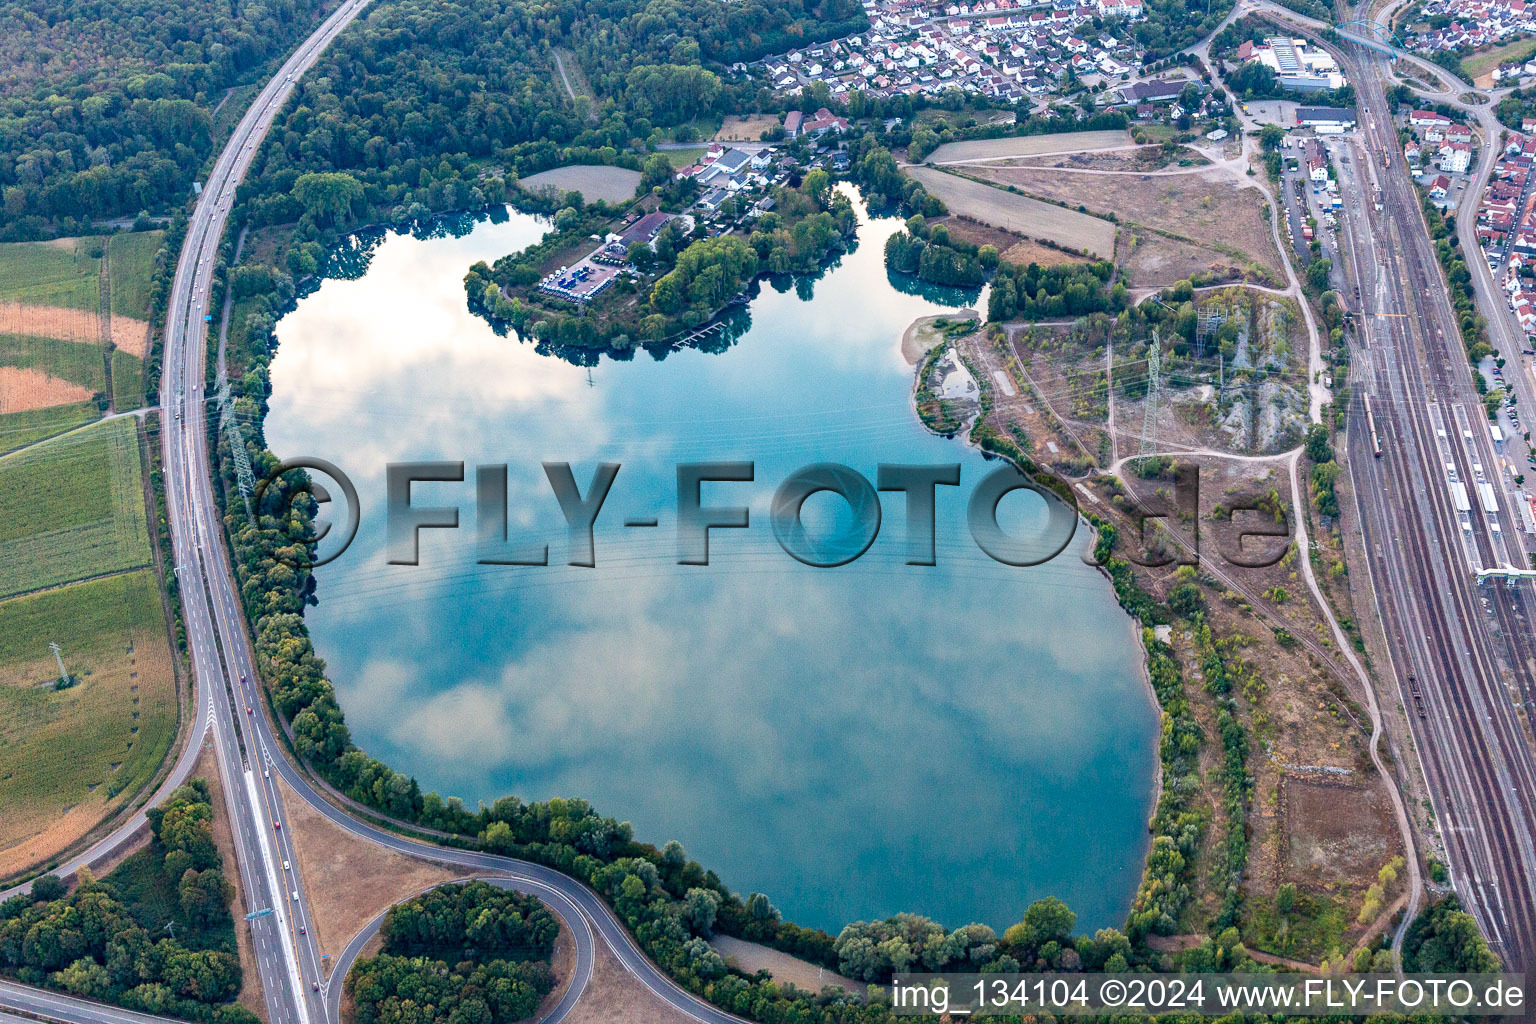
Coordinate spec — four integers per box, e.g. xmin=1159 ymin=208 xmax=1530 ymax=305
xmin=713 ymin=114 xmax=780 ymax=142
xmin=0 ymin=366 xmax=94 ymax=413
xmin=937 ymin=215 xmax=1086 ymax=268
xmin=0 ymin=302 xmax=97 ymax=344
xmin=109 ymin=317 xmax=150 ymax=357
xmin=273 ymin=772 xmax=458 ymax=973
xmin=931 ymin=215 xmax=1021 ymax=252
xmin=712 ymin=936 xmax=862 ymax=996
xmin=1283 ymin=779 xmax=1396 ymax=885
xmin=901 ymin=310 xmax=979 ymax=364
xmin=560 ymin=929 xmax=693 ymax=1024
xmin=519 ymin=166 xmax=642 ymax=204
xmin=0 ymin=302 xmax=149 ymax=356
xmin=1018 ymin=146 xmax=1207 ymax=171
xmin=1123 ymin=229 xmax=1247 ymax=289
xmin=1002 ymin=237 xmax=1087 ymax=268
xmin=964 ymin=165 xmax=1283 ymax=275
xmin=907 ymin=167 xmax=1115 ymax=258
xmin=925 ymin=130 xmax=1132 ymax=164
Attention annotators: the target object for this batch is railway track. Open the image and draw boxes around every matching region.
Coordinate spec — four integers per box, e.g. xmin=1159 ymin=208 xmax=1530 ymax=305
xmin=1337 ymin=42 xmax=1536 ymax=970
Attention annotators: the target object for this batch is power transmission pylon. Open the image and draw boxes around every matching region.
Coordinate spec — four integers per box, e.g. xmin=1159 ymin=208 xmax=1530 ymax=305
xmin=1138 ymin=331 xmax=1161 ymax=458
xmin=217 ymin=380 xmax=256 ymax=524
xmin=48 ymin=642 xmax=68 ymax=687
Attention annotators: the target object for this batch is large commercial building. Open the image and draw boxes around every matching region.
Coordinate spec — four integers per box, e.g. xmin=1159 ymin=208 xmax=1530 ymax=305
xmin=1296 ymin=106 xmax=1357 ymax=131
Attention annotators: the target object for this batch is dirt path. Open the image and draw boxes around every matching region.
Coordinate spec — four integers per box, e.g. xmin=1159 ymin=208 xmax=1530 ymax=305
xmin=553 ymin=51 xmax=578 ymax=103
xmin=551 ymin=50 xmax=599 ymax=121
xmin=98 ymin=241 xmax=115 ymax=413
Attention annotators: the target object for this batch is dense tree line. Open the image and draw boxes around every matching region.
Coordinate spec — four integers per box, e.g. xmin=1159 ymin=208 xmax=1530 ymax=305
xmin=347 ymin=955 xmax=552 ymax=1024
xmin=0 ymin=782 xmax=251 ymax=1024
xmin=1420 ymin=196 xmax=1491 ymax=365
xmin=884 ymin=215 xmax=997 ymax=289
xmin=1402 ymin=896 xmax=1501 ymax=972
xmin=1305 ymin=423 xmax=1341 ymax=518
xmin=381 ymin=882 xmax=559 ymax=964
xmin=988 ymin=259 xmax=1122 ymax=321
xmin=0 ymin=0 xmax=334 ymax=238
xmin=346 ymin=883 xmax=558 ymax=1024
xmin=829 ymin=899 xmax=1134 ymax=981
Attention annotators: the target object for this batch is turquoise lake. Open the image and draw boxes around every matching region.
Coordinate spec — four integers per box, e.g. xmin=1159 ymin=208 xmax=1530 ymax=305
xmin=265 ymin=194 xmax=1160 ymax=935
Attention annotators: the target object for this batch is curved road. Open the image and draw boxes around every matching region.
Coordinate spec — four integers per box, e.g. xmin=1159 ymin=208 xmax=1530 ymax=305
xmin=322 ymin=876 xmax=594 ymax=1024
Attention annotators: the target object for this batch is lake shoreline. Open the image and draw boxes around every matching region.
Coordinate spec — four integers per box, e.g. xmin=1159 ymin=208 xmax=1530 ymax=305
xmin=265 ymin=195 xmax=1161 ymax=935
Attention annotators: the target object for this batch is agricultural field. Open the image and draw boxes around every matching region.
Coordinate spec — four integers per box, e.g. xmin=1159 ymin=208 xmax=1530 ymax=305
xmin=0 ymin=403 xmax=100 ymax=455
xmin=0 ymin=236 xmax=102 ymax=310
xmin=0 ymin=569 xmax=176 ymax=880
xmin=930 ymin=214 xmax=1087 ymax=270
xmin=0 ymin=416 xmax=152 ymax=598
xmin=0 ymin=334 xmax=106 ymax=400
xmin=0 ymin=231 xmax=161 ymax=446
xmin=518 ymin=165 xmax=642 ymax=203
xmin=906 ymin=166 xmax=1117 ymax=258
xmin=922 ymin=129 xmax=1132 ymax=164
xmin=108 ymin=230 xmax=165 ymax=321
xmin=964 ymin=163 xmax=1285 ymax=277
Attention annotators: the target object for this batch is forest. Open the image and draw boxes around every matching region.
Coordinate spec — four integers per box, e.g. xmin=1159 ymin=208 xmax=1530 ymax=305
xmin=988 ymin=259 xmax=1124 ymax=321
xmin=347 ymin=882 xmax=558 ymax=1024
xmin=0 ymin=0 xmax=335 ymax=238
xmin=0 ymin=781 xmax=252 ymax=1024
xmin=235 ymin=0 xmax=862 ymax=238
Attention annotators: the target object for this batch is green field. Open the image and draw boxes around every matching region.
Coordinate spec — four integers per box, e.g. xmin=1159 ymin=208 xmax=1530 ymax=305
xmin=108 ymin=231 xmax=165 ymax=319
xmin=0 ymin=416 xmax=151 ymax=598
xmin=111 ymin=349 xmax=145 ymax=411
xmin=0 ymin=332 xmax=107 ymax=393
xmin=0 ymin=570 xmax=176 ymax=868
xmin=0 ymin=237 xmax=104 ymax=310
xmin=661 ymin=146 xmax=708 ymax=168
xmin=1463 ymin=37 xmax=1536 ymax=82
xmin=0 ymin=403 xmax=101 ymax=456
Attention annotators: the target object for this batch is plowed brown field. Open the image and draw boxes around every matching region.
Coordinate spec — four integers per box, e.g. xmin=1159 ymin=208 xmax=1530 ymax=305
xmin=0 ymin=302 xmax=150 ymax=356
xmin=0 ymin=366 xmax=93 ymax=413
